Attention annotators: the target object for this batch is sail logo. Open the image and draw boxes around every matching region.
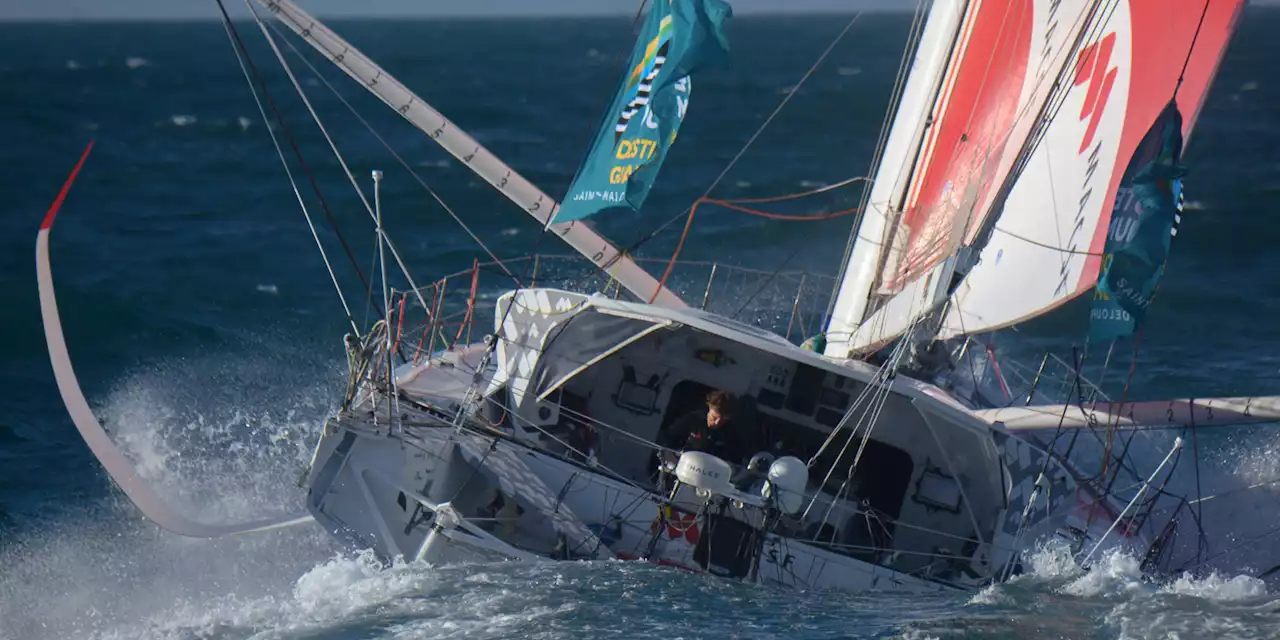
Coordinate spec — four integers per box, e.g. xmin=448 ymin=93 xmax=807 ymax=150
xmin=1072 ymin=32 xmax=1118 ymax=154
xmin=650 ymin=507 xmax=700 ymax=544
xmin=614 ymin=16 xmax=675 ymax=143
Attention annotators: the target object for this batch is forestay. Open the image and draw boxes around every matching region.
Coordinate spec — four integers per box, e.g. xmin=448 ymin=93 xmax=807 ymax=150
xmin=250 ymin=0 xmax=687 ymax=309
xmin=937 ymin=0 xmax=1242 ymax=338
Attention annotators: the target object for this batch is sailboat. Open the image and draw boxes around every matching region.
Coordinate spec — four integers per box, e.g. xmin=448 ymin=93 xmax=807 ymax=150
xmin=36 ymin=0 xmax=1276 ymax=593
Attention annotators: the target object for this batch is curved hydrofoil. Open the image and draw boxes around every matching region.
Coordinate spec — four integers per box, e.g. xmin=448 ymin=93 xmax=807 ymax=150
xmin=35 ymin=142 xmax=314 ymax=538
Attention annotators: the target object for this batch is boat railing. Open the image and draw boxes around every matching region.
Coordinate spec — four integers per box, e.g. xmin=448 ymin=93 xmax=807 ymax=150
xmin=385 ymin=254 xmax=837 ymax=365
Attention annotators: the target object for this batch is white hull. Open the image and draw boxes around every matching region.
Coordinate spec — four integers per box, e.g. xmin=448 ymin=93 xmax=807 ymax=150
xmin=301 ymin=288 xmax=1149 ymax=594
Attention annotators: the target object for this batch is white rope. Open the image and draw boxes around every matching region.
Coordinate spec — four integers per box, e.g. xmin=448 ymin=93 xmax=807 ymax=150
xmin=1082 ymin=437 xmax=1184 ymax=566
xmin=246 ymin=2 xmax=434 ymax=318
xmin=259 ymin=16 xmax=520 ymax=282
xmin=218 ymin=11 xmax=359 ymax=337
xmin=801 ymin=321 xmax=917 ymax=523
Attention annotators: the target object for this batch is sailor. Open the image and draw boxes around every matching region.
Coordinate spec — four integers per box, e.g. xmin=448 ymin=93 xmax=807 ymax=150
xmin=656 ymin=389 xmax=757 ymax=465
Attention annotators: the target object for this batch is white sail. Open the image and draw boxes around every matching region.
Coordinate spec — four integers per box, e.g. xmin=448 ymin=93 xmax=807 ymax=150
xmin=250 ymin=0 xmax=685 ymax=308
xmin=823 ymin=0 xmax=968 ymax=358
xmin=827 ymin=0 xmax=1102 ymax=356
xmin=938 ymin=0 xmax=1244 ymax=337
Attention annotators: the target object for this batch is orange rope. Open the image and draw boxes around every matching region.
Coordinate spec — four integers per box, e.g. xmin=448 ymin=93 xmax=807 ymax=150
xmin=649 ymin=199 xmax=703 ymax=304
xmin=412 ymin=282 xmax=441 ymax=363
xmin=723 ymin=175 xmax=870 ymax=204
xmin=1100 ymin=330 xmax=1145 ymax=480
xmin=648 ymin=195 xmax=863 ymax=303
xmin=704 ymin=198 xmax=862 ymax=221
xmin=392 ymin=293 xmax=407 ymax=355
xmin=452 ymin=259 xmax=480 ymax=347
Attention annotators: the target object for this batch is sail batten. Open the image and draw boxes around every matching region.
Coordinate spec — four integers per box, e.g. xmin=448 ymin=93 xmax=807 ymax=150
xmin=250 ymin=0 xmax=686 ymax=308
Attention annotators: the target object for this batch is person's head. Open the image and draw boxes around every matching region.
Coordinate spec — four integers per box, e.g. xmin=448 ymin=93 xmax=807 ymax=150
xmin=705 ymin=390 xmax=735 ymax=429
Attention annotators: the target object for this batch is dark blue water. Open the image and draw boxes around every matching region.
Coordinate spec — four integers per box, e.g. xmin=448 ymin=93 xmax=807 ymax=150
xmin=2 ymin=10 xmax=1279 ymax=639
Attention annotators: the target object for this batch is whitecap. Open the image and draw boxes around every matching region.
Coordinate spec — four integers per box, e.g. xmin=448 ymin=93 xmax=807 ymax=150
xmin=170 ymin=114 xmax=197 ymax=127
xmin=125 ymin=56 xmax=149 ymax=69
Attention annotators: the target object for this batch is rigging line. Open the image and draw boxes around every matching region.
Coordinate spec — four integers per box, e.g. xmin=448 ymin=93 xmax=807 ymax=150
xmin=948 ymin=298 xmax=986 ymax=413
xmin=215 ymin=0 xmax=359 ymax=336
xmin=249 ymin=1 xmax=434 ymax=320
xmin=638 ymin=10 xmax=867 ymax=302
xmin=262 ymin=19 xmax=520 ymax=284
xmin=721 ymin=175 xmax=871 ymax=204
xmin=1174 ymin=0 xmax=1213 ymax=97
xmin=700 ymin=198 xmax=863 ymax=221
xmin=989 ymin=226 xmax=1106 ymax=256
xmin=730 ymin=241 xmax=805 ymax=320
xmin=214 ymin=0 xmax=375 ymax=306
xmin=1188 ymin=401 xmax=1207 ymax=558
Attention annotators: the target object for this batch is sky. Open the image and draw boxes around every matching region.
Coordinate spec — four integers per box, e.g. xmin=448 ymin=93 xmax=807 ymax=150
xmin=0 ymin=0 xmax=912 ymax=21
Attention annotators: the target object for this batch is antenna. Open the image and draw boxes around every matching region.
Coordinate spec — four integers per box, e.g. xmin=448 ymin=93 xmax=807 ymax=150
xmin=373 ymin=169 xmax=398 ymax=429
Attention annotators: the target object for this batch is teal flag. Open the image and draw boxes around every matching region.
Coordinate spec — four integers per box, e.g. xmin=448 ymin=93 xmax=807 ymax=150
xmin=1090 ymin=101 xmax=1186 ymax=341
xmin=553 ymin=0 xmax=732 ymax=224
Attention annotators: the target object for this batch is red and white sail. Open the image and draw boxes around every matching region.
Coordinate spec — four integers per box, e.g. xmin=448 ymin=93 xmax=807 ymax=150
xmin=828 ymin=0 xmax=1099 ymax=356
xmin=825 ymin=0 xmax=1242 ymax=356
xmin=939 ymin=0 xmax=1243 ymax=337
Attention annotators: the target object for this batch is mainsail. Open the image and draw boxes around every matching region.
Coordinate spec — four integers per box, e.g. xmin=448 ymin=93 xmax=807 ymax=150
xmin=936 ymin=0 xmax=1241 ymax=339
xmin=249 ymin=0 xmax=687 ymax=308
xmin=556 ymin=0 xmax=732 ymax=224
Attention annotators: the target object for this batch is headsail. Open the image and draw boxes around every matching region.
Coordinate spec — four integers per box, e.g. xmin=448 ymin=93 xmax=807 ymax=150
xmin=826 ymin=0 xmax=1100 ymax=357
xmin=936 ymin=0 xmax=1242 ymax=339
xmin=554 ymin=0 xmax=732 ymax=224
xmin=824 ymin=0 xmax=968 ymax=354
xmin=1089 ymin=100 xmax=1184 ymax=340
xmin=250 ymin=0 xmax=686 ymax=308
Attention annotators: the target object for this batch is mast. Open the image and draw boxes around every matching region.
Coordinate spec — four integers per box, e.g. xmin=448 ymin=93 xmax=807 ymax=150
xmin=251 ymin=0 xmax=686 ymax=309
